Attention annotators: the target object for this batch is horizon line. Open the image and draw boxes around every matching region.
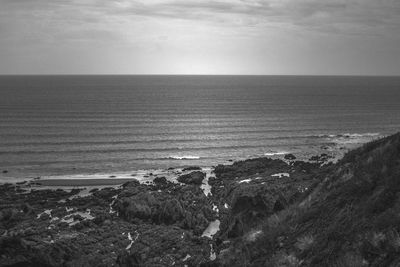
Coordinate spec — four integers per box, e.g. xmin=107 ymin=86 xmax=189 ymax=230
xmin=0 ymin=74 xmax=399 ymax=77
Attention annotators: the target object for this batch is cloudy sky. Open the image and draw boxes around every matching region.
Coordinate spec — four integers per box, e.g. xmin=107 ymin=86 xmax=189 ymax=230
xmin=0 ymin=0 xmax=399 ymax=75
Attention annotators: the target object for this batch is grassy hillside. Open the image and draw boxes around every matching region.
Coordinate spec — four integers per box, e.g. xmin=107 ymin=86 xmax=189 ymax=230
xmin=220 ymin=132 xmax=400 ymax=266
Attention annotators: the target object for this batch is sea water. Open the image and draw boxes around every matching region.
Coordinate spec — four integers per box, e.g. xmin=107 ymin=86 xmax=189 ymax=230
xmin=1 ymin=75 xmax=399 ymax=180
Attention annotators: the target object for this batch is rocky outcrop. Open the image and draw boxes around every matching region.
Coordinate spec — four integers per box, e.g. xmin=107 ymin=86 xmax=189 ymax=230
xmin=209 ymin=158 xmax=317 ymax=241
xmin=177 ymin=171 xmax=205 ymax=185
xmin=4 ymin=133 xmax=398 ymax=267
xmin=214 ymin=133 xmax=400 ymax=266
xmin=223 ymin=184 xmax=289 ymax=238
xmin=115 ymin=181 xmax=214 ymax=235
xmin=309 ymin=153 xmax=334 ymax=163
xmin=182 ymin=166 xmax=202 ymax=171
xmin=284 ymin=153 xmax=296 ymax=160
xmin=0 ymin=178 xmax=217 ymax=267
xmin=214 ymin=157 xmax=289 ymax=180
xmin=117 ymin=225 xmax=210 ymax=266
xmin=153 ymin=176 xmax=167 ymax=185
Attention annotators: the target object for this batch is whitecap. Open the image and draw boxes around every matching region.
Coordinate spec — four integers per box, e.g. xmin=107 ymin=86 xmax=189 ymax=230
xmin=342 ymin=132 xmax=380 ymax=138
xmin=168 ymin=155 xmax=200 ymax=160
xmin=264 ymin=151 xmax=287 ymax=156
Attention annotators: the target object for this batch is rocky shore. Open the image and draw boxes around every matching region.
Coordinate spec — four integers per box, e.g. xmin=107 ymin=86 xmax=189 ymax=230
xmin=1 ymin=133 xmax=399 ymax=266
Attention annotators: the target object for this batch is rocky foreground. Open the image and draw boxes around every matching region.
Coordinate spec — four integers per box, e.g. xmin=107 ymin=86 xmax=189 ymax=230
xmin=1 ymin=133 xmax=400 ymax=266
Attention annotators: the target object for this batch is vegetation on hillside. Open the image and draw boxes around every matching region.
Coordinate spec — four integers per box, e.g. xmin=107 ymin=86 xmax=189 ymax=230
xmin=222 ymin=133 xmax=400 ymax=266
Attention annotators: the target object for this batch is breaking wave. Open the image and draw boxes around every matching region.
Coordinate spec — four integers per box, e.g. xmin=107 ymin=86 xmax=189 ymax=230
xmin=316 ymin=133 xmax=380 ymax=139
xmin=168 ymin=155 xmax=201 ymax=160
xmin=264 ymin=151 xmax=288 ymax=156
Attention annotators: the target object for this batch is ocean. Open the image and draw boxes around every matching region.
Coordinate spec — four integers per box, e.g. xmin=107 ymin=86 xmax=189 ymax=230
xmin=1 ymin=75 xmax=400 ymax=181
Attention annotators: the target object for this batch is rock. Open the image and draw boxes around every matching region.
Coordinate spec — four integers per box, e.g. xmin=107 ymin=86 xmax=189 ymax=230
xmin=0 ymin=142 xmax=340 ymax=267
xmin=118 ymin=192 xmax=155 ymax=221
xmin=2 ymin=170 xmax=8 ymax=173
xmin=0 ymin=180 xmax=215 ymax=267
xmin=115 ymin=182 xmax=214 ymax=231
xmin=216 ymin=132 xmax=400 ymax=266
xmin=157 ymin=199 xmax=184 ymax=224
xmin=89 ymin=188 xmax=99 ymax=193
xmin=284 ymin=154 xmax=296 ymax=160
xmin=116 ymin=225 xmax=210 ymax=266
xmin=309 ymin=153 xmax=334 ymax=163
xmin=73 ymin=214 xmax=84 ymax=221
xmin=214 ymin=158 xmax=289 ymax=180
xmin=182 ymin=166 xmax=202 ymax=171
xmin=178 ymin=171 xmax=205 ymax=185
xmin=222 ymin=185 xmax=285 ymax=238
xmin=122 ymin=179 xmax=140 ymax=188
xmin=292 ymin=161 xmax=321 ymax=173
xmin=153 ymin=176 xmax=167 ymax=185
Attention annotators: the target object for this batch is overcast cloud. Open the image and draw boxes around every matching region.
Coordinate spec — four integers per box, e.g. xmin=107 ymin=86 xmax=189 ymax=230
xmin=0 ymin=0 xmax=399 ymax=74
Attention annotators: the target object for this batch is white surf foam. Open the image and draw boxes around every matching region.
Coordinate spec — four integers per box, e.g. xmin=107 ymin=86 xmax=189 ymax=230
xmin=264 ymin=151 xmax=288 ymax=156
xmin=168 ymin=155 xmax=201 ymax=160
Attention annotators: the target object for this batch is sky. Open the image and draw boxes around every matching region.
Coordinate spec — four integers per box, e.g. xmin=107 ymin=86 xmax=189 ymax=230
xmin=0 ymin=0 xmax=399 ymax=75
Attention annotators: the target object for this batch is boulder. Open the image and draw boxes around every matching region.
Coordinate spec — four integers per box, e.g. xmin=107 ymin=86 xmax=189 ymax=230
xmin=284 ymin=153 xmax=296 ymax=160
xmin=178 ymin=171 xmax=205 ymax=185
xmin=308 ymin=153 xmax=334 ymax=164
xmin=214 ymin=158 xmax=289 ymax=180
xmin=153 ymin=176 xmax=167 ymax=185
xmin=222 ymin=185 xmax=280 ymax=238
xmin=182 ymin=166 xmax=202 ymax=171
xmin=115 ymin=183 xmax=214 ymax=230
xmin=118 ymin=192 xmax=156 ymax=221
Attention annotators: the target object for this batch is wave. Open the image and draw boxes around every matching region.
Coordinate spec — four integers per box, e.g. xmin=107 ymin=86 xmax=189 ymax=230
xmin=0 ymin=133 xmax=381 ymax=156
xmin=168 ymin=155 xmax=200 ymax=160
xmin=0 ymin=143 xmax=297 ymax=155
xmin=264 ymin=151 xmax=288 ymax=156
xmin=0 ymin=128 xmax=355 ymax=138
xmin=316 ymin=133 xmax=380 ymax=139
xmin=0 ymin=134 xmax=322 ymax=147
xmin=0 ymin=132 xmax=383 ymax=149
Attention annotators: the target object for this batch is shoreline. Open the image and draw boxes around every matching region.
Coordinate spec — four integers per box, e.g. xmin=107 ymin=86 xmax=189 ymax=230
xmin=0 ymin=132 xmax=384 ymax=187
xmin=0 ymin=147 xmax=330 ymax=266
xmin=1 ymin=152 xmax=324 ymax=189
xmin=2 ymin=132 xmax=399 ymax=266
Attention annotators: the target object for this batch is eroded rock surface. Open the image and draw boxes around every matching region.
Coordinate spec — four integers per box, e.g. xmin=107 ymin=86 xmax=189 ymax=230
xmin=177 ymin=171 xmax=206 ymax=185
xmin=0 ymin=156 xmax=326 ymax=267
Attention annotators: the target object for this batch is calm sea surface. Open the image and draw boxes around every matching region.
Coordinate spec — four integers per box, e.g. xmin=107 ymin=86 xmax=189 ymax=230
xmin=1 ymin=75 xmax=400 ymax=180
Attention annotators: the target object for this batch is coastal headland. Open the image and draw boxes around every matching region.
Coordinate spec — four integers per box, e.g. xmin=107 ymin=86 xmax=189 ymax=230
xmin=1 ymin=132 xmax=400 ymax=266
